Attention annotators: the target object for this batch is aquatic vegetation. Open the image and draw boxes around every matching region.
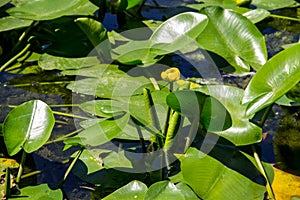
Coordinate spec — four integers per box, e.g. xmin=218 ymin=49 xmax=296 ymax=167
xmin=0 ymin=0 xmax=300 ymax=199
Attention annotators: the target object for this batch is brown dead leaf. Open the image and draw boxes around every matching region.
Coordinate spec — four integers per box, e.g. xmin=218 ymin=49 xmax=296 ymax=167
xmin=272 ymin=167 xmax=300 ymax=200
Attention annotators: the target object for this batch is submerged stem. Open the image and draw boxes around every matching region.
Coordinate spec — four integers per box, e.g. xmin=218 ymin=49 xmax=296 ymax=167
xmin=253 ymin=105 xmax=276 ymax=199
xmin=58 ymin=147 xmax=84 ymax=188
xmin=4 ymin=167 xmax=10 ymax=198
xmin=252 ymin=145 xmax=276 ymax=200
xmin=8 ymin=81 xmax=72 ymax=87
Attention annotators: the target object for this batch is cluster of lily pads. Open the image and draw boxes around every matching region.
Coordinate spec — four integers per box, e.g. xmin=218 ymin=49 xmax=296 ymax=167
xmin=1 ymin=0 xmax=300 ymax=199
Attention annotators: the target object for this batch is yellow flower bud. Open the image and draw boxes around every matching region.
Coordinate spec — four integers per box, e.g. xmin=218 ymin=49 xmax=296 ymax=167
xmin=161 ymin=67 xmax=180 ymax=82
xmin=236 ymin=0 xmax=251 ymax=6
xmin=190 ymin=82 xmax=200 ymax=89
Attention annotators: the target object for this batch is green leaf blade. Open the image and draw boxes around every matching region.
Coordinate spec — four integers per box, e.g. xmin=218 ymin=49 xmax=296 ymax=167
xmin=243 ymin=43 xmax=300 ymax=116
xmin=38 ymin=54 xmax=100 ymax=70
xmin=0 ymin=16 xmax=33 ymax=32
xmin=103 ymin=180 xmax=148 ymax=200
xmin=3 ymin=100 xmax=55 ymax=155
xmin=75 ymin=17 xmax=111 ymax=61
xmin=7 ymin=0 xmax=92 ymax=20
xmin=194 ymin=85 xmax=261 ymax=145
xmin=150 ymin=12 xmax=208 ymax=55
xmin=196 ymin=6 xmax=267 ymax=73
xmin=180 ymin=147 xmax=266 ymax=200
xmin=13 ymin=184 xmax=63 ymax=200
xmin=166 ymin=90 xmax=232 ymax=132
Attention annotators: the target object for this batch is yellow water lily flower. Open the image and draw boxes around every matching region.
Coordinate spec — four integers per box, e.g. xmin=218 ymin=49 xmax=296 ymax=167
xmin=161 ymin=67 xmax=180 ymax=82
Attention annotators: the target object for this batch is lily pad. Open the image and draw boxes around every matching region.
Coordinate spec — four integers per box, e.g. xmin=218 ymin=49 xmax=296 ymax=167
xmin=196 ymin=6 xmax=267 ymax=73
xmin=0 ymin=16 xmax=33 ymax=32
xmin=243 ymin=43 xmax=300 ymax=116
xmin=12 ymin=184 xmax=62 ymax=200
xmin=3 ymin=100 xmax=55 ymax=156
xmin=7 ymin=0 xmax=95 ymax=20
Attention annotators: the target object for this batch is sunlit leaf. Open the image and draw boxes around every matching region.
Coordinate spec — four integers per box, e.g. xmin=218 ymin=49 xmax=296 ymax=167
xmin=73 ymin=149 xmax=132 ymax=174
xmin=79 ymin=100 xmax=125 ymax=118
xmin=126 ymin=0 xmax=143 ymax=9
xmin=252 ymin=0 xmax=299 ymax=10
xmin=38 ymin=54 xmax=100 ymax=70
xmin=102 ymin=180 xmax=148 ymax=200
xmin=67 ymin=75 xmax=154 ymax=98
xmin=3 ymin=100 xmax=55 ymax=155
xmin=69 ymin=0 xmax=98 ymax=16
xmin=194 ymin=85 xmax=261 ymax=145
xmin=112 ymin=40 xmax=157 ymax=65
xmin=62 ymin=64 xmax=124 ymax=77
xmin=180 ymin=147 xmax=266 ymax=200
xmin=242 ymin=9 xmax=270 ymax=24
xmin=196 ymin=6 xmax=267 ymax=73
xmin=0 ymin=16 xmax=33 ymax=32
xmin=194 ymin=0 xmax=237 ymax=7
xmin=149 ymin=12 xmax=208 ymax=55
xmin=7 ymin=0 xmax=94 ymax=20
xmin=145 ymin=181 xmax=185 ymax=200
xmin=242 ymin=44 xmax=300 ymax=116
xmin=66 ymin=113 xmax=130 ymax=147
xmin=145 ymin=181 xmax=199 ymax=200
xmin=13 ymin=184 xmax=63 ymax=200
xmin=0 ymin=0 xmax=10 ymax=7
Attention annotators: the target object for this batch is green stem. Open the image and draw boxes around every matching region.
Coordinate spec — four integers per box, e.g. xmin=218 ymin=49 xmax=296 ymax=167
xmin=16 ymin=150 xmax=27 ymax=183
xmin=45 ymin=128 xmax=83 ymax=145
xmin=252 ymin=145 xmax=276 ymax=200
xmin=130 ymin=116 xmax=147 ymax=153
xmin=0 ymin=43 xmax=31 ymax=72
xmin=20 ymin=170 xmax=41 ymax=179
xmin=184 ymin=117 xmax=199 ymax=152
xmin=269 ymin=14 xmax=300 ymax=22
xmin=5 ymin=63 xmax=23 ymax=71
xmin=258 ymin=105 xmax=273 ymax=127
xmin=4 ymin=167 xmax=10 ymax=198
xmin=52 ymin=111 xmax=90 ymax=120
xmin=11 ymin=21 xmax=38 ymax=53
xmin=252 ymin=105 xmax=276 ymax=199
xmin=58 ymin=147 xmax=84 ymax=188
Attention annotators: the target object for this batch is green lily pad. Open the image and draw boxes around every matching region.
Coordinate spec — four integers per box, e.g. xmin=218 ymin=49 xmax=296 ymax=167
xmin=3 ymin=100 xmax=55 ymax=156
